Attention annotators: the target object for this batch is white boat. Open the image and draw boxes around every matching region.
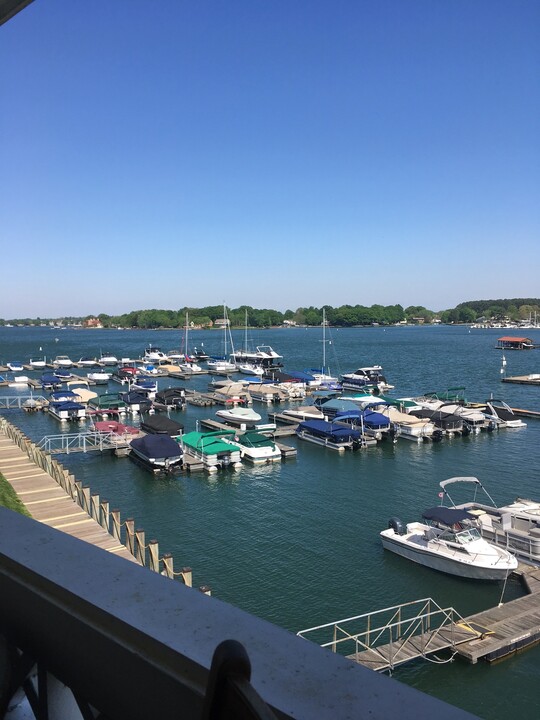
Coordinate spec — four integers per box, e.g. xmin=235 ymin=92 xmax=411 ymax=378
xmin=380 ymin=506 xmax=518 ymax=580
xmin=246 ymin=383 xmax=284 ymax=404
xmin=237 ymin=363 xmax=265 ymax=376
xmin=222 ymin=431 xmax=281 ymax=464
xmin=142 ymin=345 xmax=169 ymax=363
xmin=7 ymin=361 xmax=24 ymax=372
xmin=8 ymin=376 xmax=30 ymax=387
xmin=52 ymin=355 xmax=73 ymax=368
xmin=99 ymin=351 xmax=119 ymax=366
xmin=367 ymin=402 xmax=438 ymax=442
xmin=282 ymin=405 xmax=325 ymax=421
xmin=87 ymin=371 xmax=111 ymax=385
xmin=216 ymin=406 xmax=262 ymax=427
xmin=483 ymin=399 xmax=527 ymax=429
xmin=207 ymin=305 xmax=237 ymax=373
xmin=29 ymin=357 xmax=47 ymax=369
xmin=341 ymin=365 xmax=394 ymax=392
xmin=47 ymin=400 xmax=87 ymax=422
xmin=304 ymin=309 xmax=339 ymax=385
xmin=78 ymin=357 xmax=98 ymax=367
xmin=440 ymin=477 xmax=540 ymax=567
xmin=175 ymin=311 xmax=205 ymax=373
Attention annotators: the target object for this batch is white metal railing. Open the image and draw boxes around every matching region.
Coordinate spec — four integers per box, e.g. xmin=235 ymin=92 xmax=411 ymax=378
xmin=37 ymin=431 xmax=131 ymax=454
xmin=0 ymin=395 xmax=47 ymax=409
xmin=297 ymin=597 xmax=477 ymax=671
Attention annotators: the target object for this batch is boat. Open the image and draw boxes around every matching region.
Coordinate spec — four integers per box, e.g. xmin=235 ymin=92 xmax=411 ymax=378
xmin=483 ymin=399 xmax=527 ymax=429
xmin=210 ymin=381 xmax=251 ymax=406
xmin=180 ymin=430 xmax=242 ymax=472
xmin=7 ymin=361 xmax=24 ymax=372
xmin=174 ymin=312 xmax=205 ymax=373
xmin=119 ymin=390 xmax=153 ymax=413
xmin=333 ymin=408 xmax=392 ymax=440
xmin=231 ymin=345 xmax=283 ymax=369
xmin=99 ymin=351 xmax=119 ymax=366
xmin=131 ymin=377 xmax=158 ymax=397
xmin=88 ymin=393 xmax=127 ymax=415
xmin=222 ymin=431 xmax=282 ymax=464
xmin=49 ymin=390 xmax=82 ymax=404
xmin=40 ymin=373 xmax=62 ymax=390
xmin=408 ymin=408 xmax=465 ymax=435
xmin=8 ymin=376 xmax=30 ymax=387
xmin=166 ymin=349 xmax=184 ymax=361
xmin=246 ymin=383 xmax=285 ymax=404
xmin=193 ymin=346 xmax=209 ymax=361
xmin=29 ymin=357 xmax=47 ymax=369
xmin=341 ymin=366 xmax=393 ymax=392
xmin=78 ymin=357 xmax=98 ymax=367
xmin=53 ymin=368 xmax=72 ymax=382
xmin=66 ymin=380 xmax=98 ymax=404
xmin=282 ymin=405 xmax=325 ymax=421
xmin=237 ymin=363 xmax=265 ymax=376
xmin=87 ymin=371 xmax=111 ymax=385
xmin=47 ymin=400 xmax=87 ymax=422
xmin=142 ymin=345 xmax=169 ymax=363
xmin=111 ymin=367 xmax=139 ymax=385
xmin=366 ymin=402 xmax=439 ymax=442
xmin=439 ymin=477 xmax=540 ymax=567
xmin=140 ymin=415 xmax=184 ymax=436
xmin=380 ymin=505 xmax=518 ymax=580
xmin=129 ymin=434 xmax=183 ymax=471
xmin=304 ymin=309 xmax=339 ymax=385
xmin=207 ymin=308 xmax=237 ymax=373
xmin=154 ymin=387 xmax=186 ymax=410
xmin=93 ymin=420 xmax=140 ymax=437
xmin=215 ymin=406 xmax=262 ymax=427
xmin=296 ymin=419 xmax=362 ymax=452
xmin=52 ymin=355 xmax=73 ymax=368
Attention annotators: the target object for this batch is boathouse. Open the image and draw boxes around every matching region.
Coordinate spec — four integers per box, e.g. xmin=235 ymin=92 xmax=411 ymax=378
xmin=496 ymin=336 xmax=535 ymax=350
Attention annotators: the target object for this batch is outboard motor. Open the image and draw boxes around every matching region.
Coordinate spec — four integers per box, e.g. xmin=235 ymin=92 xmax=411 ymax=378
xmin=388 ymin=517 xmax=405 ymax=535
xmin=431 ymin=429 xmax=444 ymax=442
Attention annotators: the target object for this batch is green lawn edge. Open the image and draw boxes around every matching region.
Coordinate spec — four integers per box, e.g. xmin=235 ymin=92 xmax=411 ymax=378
xmin=0 ymin=472 xmax=31 ymax=516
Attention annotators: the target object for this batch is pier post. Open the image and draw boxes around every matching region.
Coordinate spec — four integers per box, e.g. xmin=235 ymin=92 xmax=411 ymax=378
xmin=135 ymin=528 xmax=145 ymax=566
xmin=74 ymin=480 xmax=83 ymax=509
xmin=180 ymin=567 xmax=193 ymax=587
xmin=148 ymin=540 xmax=159 ymax=572
xmin=111 ymin=509 xmax=121 ymax=542
xmin=90 ymin=493 xmax=100 ymax=523
xmin=100 ymin=500 xmax=110 ymax=532
xmin=82 ymin=486 xmax=91 ymax=514
xmin=125 ymin=518 xmax=135 ymax=557
xmin=162 ymin=553 xmax=174 ymax=579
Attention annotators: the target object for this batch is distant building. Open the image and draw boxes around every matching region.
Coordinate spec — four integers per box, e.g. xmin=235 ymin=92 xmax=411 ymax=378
xmin=84 ymin=318 xmax=103 ymax=329
xmin=283 ymin=320 xmax=297 ymax=327
xmin=213 ymin=318 xmax=230 ymax=327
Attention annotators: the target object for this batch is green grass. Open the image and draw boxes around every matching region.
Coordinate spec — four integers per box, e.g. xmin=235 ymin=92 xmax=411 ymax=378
xmin=0 ymin=472 xmax=31 ymax=516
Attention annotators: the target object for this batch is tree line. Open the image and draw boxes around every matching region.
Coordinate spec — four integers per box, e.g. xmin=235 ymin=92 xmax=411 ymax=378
xmin=2 ymin=299 xmax=539 ymax=328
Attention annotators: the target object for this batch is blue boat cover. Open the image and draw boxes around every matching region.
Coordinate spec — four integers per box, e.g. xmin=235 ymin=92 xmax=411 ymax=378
xmin=422 ymin=507 xmax=474 ymax=525
xmin=49 ymin=401 xmax=85 ymax=410
xmin=50 ymin=391 xmax=78 ymax=401
xmin=130 ymin=435 xmax=182 ymax=458
xmin=285 ymin=370 xmax=316 ymax=382
xmin=297 ymin=419 xmax=360 ymax=441
xmin=362 ymin=410 xmax=391 ymax=428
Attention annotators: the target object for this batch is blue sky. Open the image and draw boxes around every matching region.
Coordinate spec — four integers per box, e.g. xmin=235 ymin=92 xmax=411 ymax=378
xmin=1 ymin=0 xmax=539 ymax=317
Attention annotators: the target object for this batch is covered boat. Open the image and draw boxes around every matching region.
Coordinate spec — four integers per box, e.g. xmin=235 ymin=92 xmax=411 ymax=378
xmin=87 ymin=371 xmax=111 ymax=385
xmin=119 ymin=391 xmax=153 ymax=413
xmin=48 ymin=400 xmax=86 ymax=422
xmin=215 ymin=406 xmax=262 ymax=427
xmin=222 ymin=431 xmax=281 ymax=464
xmin=154 ymin=387 xmax=186 ymax=409
xmin=140 ymin=415 xmax=184 ymax=436
xmin=88 ymin=393 xmax=127 ymax=415
xmin=180 ymin=430 xmax=242 ymax=472
xmin=380 ymin=505 xmax=517 ymax=580
xmin=130 ymin=434 xmax=183 ymax=471
xmin=295 ymin=419 xmax=362 ymax=452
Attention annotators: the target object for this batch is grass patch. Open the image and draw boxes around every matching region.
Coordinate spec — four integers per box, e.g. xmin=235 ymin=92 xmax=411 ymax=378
xmin=0 ymin=472 xmax=31 ymax=516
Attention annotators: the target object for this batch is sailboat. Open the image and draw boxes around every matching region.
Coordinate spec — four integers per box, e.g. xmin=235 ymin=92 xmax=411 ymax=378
xmin=177 ymin=312 xmax=204 ymax=374
xmin=236 ymin=310 xmax=264 ymax=375
xmin=305 ymin=309 xmax=339 ymax=386
xmin=207 ymin=305 xmax=237 ymax=374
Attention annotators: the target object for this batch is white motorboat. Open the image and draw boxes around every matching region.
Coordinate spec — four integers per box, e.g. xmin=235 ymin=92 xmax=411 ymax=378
xmin=483 ymin=399 xmax=527 ymax=429
xmin=142 ymin=345 xmax=169 ymax=363
xmin=237 ymin=363 xmax=265 ymax=376
xmin=216 ymin=406 xmax=262 ymax=427
xmin=47 ymin=400 xmax=87 ymax=422
xmin=87 ymin=371 xmax=111 ymax=385
xmin=52 ymin=355 xmax=73 ymax=368
xmin=222 ymin=431 xmax=281 ymax=464
xmin=7 ymin=361 xmax=24 ymax=372
xmin=440 ymin=476 xmax=540 ymax=566
xmin=231 ymin=346 xmax=283 ymax=370
xmin=341 ymin=365 xmax=394 ymax=392
xmin=380 ymin=505 xmax=517 ymax=580
xmin=8 ymin=376 xmax=30 ymax=387
xmin=29 ymin=357 xmax=47 ymax=369
xmin=99 ymin=351 xmax=118 ymax=366
xmin=282 ymin=405 xmax=325 ymax=421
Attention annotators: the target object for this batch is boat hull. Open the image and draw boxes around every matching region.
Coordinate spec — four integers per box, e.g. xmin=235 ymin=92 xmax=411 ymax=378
xmin=380 ymin=529 xmax=515 ymax=580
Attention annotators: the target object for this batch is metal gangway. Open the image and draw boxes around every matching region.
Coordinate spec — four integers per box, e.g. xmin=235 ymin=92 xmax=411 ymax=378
xmin=297 ymin=597 xmax=481 ymax=672
xmin=38 ymin=431 xmax=135 ymax=455
xmin=0 ymin=395 xmax=48 ymax=409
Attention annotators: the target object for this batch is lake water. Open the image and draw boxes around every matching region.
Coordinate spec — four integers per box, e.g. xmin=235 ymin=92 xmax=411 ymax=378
xmin=1 ymin=323 xmax=540 ymax=719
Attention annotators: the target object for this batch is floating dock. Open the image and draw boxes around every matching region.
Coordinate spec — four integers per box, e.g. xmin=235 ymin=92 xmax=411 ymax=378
xmin=502 ymin=374 xmax=540 ymax=386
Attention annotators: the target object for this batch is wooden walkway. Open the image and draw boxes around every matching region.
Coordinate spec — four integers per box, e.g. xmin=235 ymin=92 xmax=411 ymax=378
xmin=0 ymin=434 xmax=137 ymax=563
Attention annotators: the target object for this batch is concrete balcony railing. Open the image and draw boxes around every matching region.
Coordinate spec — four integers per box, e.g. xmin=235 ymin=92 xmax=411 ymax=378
xmin=0 ymin=507 xmax=476 ymax=719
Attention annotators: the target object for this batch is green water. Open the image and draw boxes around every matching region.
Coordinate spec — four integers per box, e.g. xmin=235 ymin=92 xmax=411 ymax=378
xmin=1 ymin=324 xmax=540 ymax=718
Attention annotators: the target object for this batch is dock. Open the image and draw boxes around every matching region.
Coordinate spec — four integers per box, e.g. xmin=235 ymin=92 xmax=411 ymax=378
xmin=298 ymin=565 xmax=540 ymax=672
xmin=502 ymin=374 xmax=540 ymax=386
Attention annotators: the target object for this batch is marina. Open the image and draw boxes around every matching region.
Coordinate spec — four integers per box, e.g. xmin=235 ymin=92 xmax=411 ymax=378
xmin=1 ymin=323 xmax=540 ymax=719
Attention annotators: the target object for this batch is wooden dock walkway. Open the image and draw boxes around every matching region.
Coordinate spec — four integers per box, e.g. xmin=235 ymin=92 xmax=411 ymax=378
xmin=0 ymin=434 xmax=137 ymax=563
xmin=502 ymin=374 xmax=540 ymax=387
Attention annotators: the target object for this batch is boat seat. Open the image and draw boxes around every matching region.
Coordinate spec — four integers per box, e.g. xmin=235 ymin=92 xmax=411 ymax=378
xmin=423 ymin=528 xmax=437 ymax=541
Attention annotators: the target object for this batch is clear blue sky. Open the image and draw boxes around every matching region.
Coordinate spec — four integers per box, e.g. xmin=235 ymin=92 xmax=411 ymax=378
xmin=2 ymin=0 xmax=539 ymax=317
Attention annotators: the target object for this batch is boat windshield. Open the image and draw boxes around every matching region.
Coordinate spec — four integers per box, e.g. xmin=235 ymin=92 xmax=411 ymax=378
xmin=455 ymin=528 xmax=482 ymax=544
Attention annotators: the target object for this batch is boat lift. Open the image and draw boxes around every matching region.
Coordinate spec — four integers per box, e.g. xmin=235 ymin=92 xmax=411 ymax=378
xmin=297 ymin=597 xmax=482 ymax=672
